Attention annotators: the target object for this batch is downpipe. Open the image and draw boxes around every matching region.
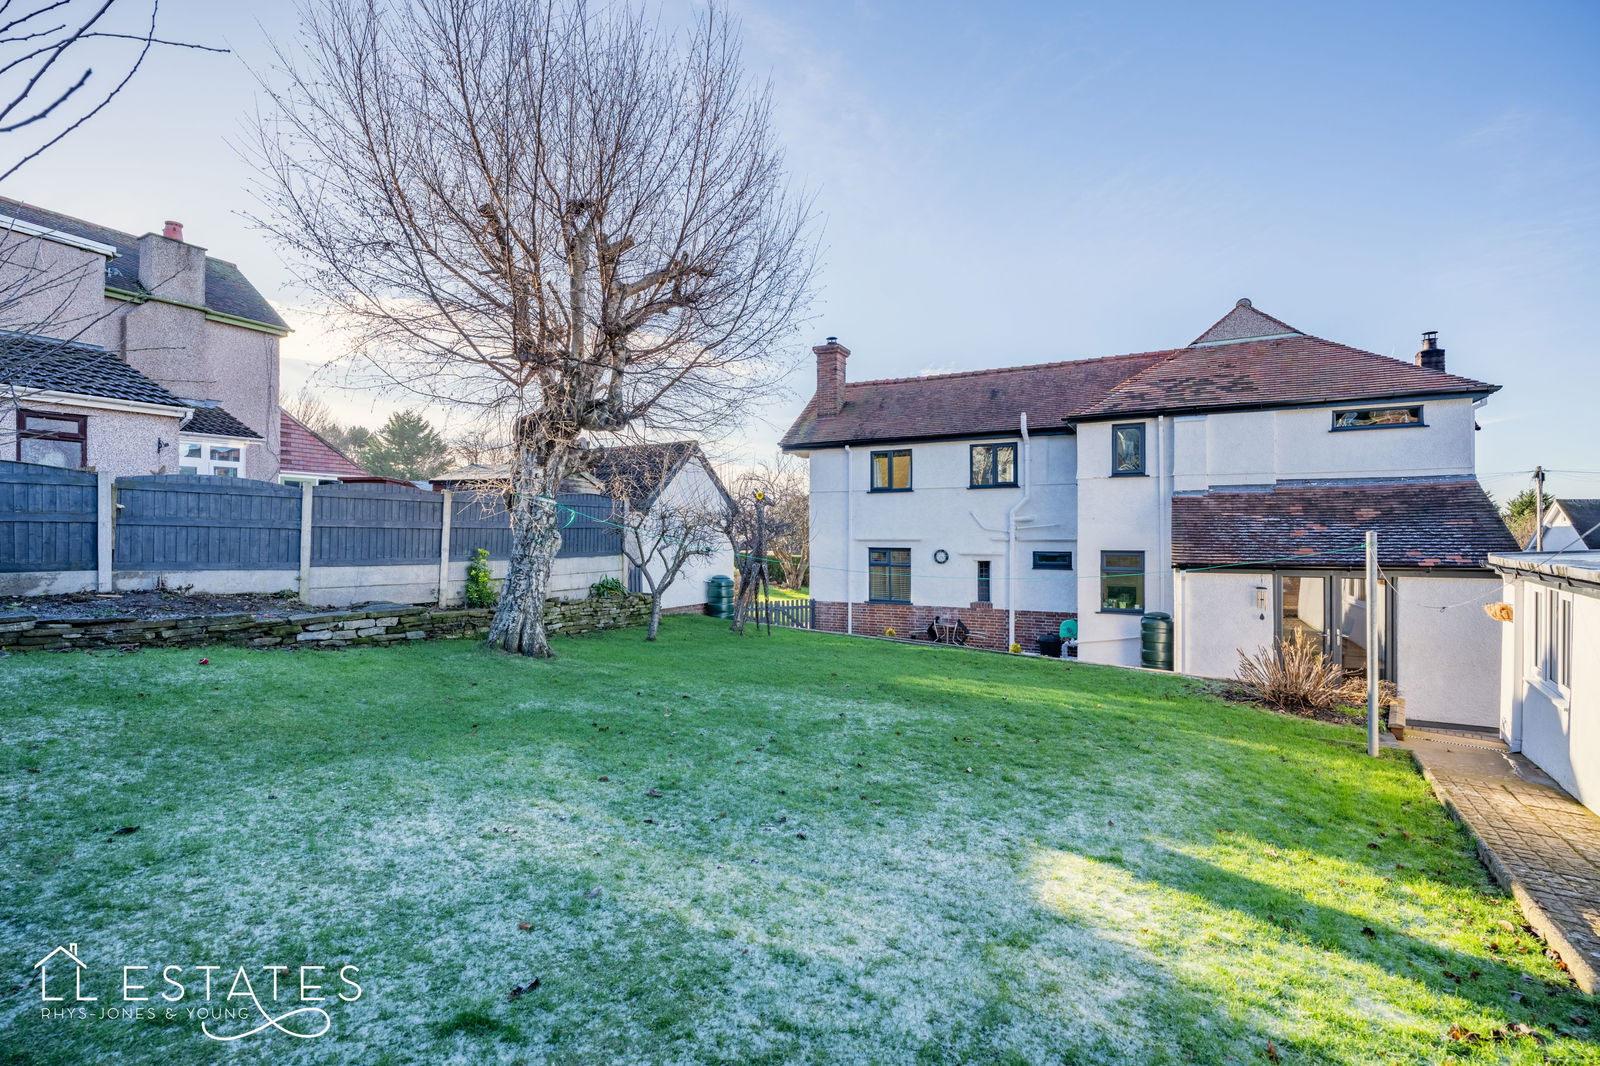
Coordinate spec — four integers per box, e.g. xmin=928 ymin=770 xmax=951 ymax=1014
xmin=1006 ymin=413 xmax=1031 ymax=649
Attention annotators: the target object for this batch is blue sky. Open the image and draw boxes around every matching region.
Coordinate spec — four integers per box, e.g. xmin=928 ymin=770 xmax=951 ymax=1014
xmin=7 ymin=0 xmax=1597 ymax=499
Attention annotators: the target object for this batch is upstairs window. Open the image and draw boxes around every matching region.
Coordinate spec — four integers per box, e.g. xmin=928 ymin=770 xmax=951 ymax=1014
xmin=16 ymin=409 xmax=87 ymax=468
xmin=1331 ymin=406 xmax=1423 ymax=430
xmin=868 ymin=547 xmax=911 ymax=603
xmin=1100 ymin=551 xmax=1144 ymax=613
xmin=1111 ymin=423 xmax=1146 ymax=476
xmin=1032 ymin=551 xmax=1073 ymax=570
xmin=969 ymin=443 xmax=1018 ymax=488
xmin=870 ymin=449 xmax=912 ymax=492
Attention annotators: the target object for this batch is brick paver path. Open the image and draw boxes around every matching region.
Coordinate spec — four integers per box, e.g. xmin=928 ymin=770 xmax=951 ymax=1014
xmin=1403 ymin=730 xmax=1600 ymax=993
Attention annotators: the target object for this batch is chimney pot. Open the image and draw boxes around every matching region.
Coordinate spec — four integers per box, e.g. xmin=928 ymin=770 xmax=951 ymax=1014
xmin=1415 ymin=331 xmax=1446 ymax=372
xmin=163 ymin=221 xmax=183 ymax=241
xmin=813 ymin=336 xmax=850 ymax=415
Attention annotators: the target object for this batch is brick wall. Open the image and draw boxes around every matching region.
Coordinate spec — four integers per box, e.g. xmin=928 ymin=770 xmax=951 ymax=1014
xmin=0 ymin=595 xmax=650 ymax=653
xmin=813 ymin=600 xmax=1072 ymax=651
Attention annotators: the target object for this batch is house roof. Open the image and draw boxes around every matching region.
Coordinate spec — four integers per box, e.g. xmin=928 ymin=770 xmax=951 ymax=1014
xmin=0 ymin=197 xmax=288 ymax=331
xmin=1189 ymin=298 xmax=1304 ymax=345
xmin=0 ymin=330 xmax=187 ymax=409
xmin=589 ymin=441 xmax=730 ymax=511
xmin=279 ymin=410 xmax=370 ymax=477
xmin=1549 ymin=499 xmax=1600 ymax=550
xmin=780 ymin=350 xmax=1171 ymax=449
xmin=432 ymin=441 xmax=730 ymax=511
xmin=780 ymin=300 xmax=1500 ymax=448
xmin=184 ymin=404 xmax=262 ymax=440
xmin=1171 ymin=478 xmax=1517 ymax=570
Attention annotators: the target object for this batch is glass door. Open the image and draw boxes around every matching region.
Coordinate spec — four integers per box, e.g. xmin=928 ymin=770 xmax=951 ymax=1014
xmin=1278 ymin=573 xmax=1391 ymax=681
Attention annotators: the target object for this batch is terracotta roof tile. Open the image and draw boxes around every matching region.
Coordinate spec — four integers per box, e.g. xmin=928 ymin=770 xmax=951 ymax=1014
xmin=781 ymin=302 xmax=1500 ymax=449
xmin=781 ymin=350 xmax=1172 ymax=449
xmin=1172 ymin=479 xmax=1516 ymax=569
xmin=1076 ymin=334 xmax=1497 ymax=420
xmin=279 ymin=411 xmax=369 ymax=478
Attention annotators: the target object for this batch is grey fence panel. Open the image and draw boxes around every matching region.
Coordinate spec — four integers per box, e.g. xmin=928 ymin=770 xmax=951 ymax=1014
xmin=447 ymin=490 xmax=620 ymax=560
xmin=313 ymin=482 xmax=443 ymax=567
xmin=449 ymin=490 xmax=512 ymax=561
xmin=0 ymin=460 xmax=97 ymax=572
xmin=114 ymin=475 xmax=302 ymax=571
xmin=553 ymin=492 xmax=621 ymax=558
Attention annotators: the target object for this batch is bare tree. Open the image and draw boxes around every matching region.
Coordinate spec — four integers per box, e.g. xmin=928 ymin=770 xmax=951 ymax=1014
xmin=2 ymin=0 xmax=227 ymax=182
xmin=761 ymin=452 xmax=809 ymax=590
xmin=596 ymin=445 xmax=729 ymax=641
xmin=250 ymin=0 xmax=814 ymax=657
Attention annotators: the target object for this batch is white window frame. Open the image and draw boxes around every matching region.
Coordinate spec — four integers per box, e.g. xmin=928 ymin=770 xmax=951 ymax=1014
xmin=1528 ymin=585 xmax=1574 ymax=697
xmin=178 ymin=436 xmax=249 ymax=478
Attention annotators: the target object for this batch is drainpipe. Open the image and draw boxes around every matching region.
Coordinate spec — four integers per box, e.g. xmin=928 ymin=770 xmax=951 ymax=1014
xmin=1005 ymin=413 xmax=1031 ymax=649
xmin=1154 ymin=415 xmax=1166 ymax=613
xmin=843 ymin=445 xmax=853 ymax=635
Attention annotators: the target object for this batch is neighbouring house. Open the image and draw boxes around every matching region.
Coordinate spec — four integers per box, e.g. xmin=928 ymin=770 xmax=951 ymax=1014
xmin=1489 ymin=550 xmax=1598 ymax=814
xmin=0 ymin=198 xmax=288 ymax=480
xmin=278 ymin=410 xmax=372 ymax=485
xmin=431 ymin=441 xmax=735 ymax=612
xmin=781 ymin=300 xmax=1518 ymax=729
xmin=1528 ymin=498 xmax=1600 ymax=553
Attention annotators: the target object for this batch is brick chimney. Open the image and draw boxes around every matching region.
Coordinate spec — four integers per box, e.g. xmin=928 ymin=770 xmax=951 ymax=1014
xmin=813 ymin=336 xmax=850 ymax=415
xmin=1415 ymin=331 xmax=1446 ymax=372
xmin=138 ymin=222 xmax=207 ymax=306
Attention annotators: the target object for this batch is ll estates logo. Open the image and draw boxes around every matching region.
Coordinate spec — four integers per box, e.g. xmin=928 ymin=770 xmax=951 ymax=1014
xmin=32 ymin=941 xmax=362 ymax=1042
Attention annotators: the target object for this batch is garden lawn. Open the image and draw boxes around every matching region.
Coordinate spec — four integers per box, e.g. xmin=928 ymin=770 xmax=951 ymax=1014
xmin=1 ymin=617 xmax=1594 ymax=1066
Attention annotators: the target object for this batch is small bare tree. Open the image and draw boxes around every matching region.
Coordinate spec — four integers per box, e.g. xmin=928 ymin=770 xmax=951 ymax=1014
xmin=250 ymin=0 xmax=813 ymax=657
xmin=761 ymin=452 xmax=809 ymax=590
xmin=598 ymin=448 xmax=728 ymax=641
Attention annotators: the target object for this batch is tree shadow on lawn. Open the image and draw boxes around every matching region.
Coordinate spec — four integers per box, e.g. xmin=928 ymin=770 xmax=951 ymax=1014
xmin=1028 ymin=842 xmax=1598 ymax=1062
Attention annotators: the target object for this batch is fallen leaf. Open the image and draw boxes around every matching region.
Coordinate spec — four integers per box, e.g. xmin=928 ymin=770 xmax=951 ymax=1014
xmin=517 ymin=922 xmax=532 ymax=931
xmin=1265 ymin=1039 xmax=1280 ymax=1063
xmin=646 ymin=788 xmax=662 ymax=798
xmin=112 ymin=826 xmax=140 ymax=835
xmin=584 ymin=887 xmax=601 ymax=899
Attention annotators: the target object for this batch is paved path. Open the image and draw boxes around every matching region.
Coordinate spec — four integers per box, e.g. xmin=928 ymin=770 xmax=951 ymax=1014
xmin=1401 ymin=729 xmax=1600 ymax=994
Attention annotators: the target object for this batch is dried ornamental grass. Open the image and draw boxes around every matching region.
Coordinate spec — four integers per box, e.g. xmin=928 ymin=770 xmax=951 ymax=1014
xmin=1236 ymin=630 xmax=1395 ymax=711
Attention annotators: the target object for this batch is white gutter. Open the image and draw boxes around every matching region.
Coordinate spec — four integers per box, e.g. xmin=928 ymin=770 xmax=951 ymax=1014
xmin=4 ymin=388 xmax=188 ymax=419
xmin=1005 ymin=413 xmax=1031 ymax=649
xmin=844 ymin=444 xmax=853 ymax=636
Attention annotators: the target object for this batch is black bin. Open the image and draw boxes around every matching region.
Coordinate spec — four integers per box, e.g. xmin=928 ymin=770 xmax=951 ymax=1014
xmin=1037 ymin=634 xmax=1063 ymax=658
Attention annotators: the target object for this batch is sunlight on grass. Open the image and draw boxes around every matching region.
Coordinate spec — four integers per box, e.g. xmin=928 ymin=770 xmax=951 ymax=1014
xmin=2 ymin=618 xmax=1594 ymax=1065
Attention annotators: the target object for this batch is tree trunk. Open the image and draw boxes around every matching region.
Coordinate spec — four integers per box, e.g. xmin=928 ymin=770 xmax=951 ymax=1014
xmin=486 ymin=448 xmax=567 ymax=657
xmin=647 ymin=595 xmax=663 ymax=641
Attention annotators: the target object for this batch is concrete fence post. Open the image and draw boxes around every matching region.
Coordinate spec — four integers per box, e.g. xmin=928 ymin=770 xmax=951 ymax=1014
xmin=96 ymin=471 xmax=114 ymax=593
xmin=437 ymin=490 xmax=453 ymax=607
xmin=298 ymin=481 xmax=315 ymax=602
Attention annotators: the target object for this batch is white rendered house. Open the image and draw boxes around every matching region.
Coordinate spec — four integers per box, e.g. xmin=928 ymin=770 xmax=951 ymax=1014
xmin=781 ymin=301 xmax=1517 ymax=729
xmin=1490 ymin=550 xmax=1599 ymax=813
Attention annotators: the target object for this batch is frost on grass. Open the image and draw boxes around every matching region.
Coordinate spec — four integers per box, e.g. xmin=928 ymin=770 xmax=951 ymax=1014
xmin=1 ymin=631 xmax=1595 ymax=1066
